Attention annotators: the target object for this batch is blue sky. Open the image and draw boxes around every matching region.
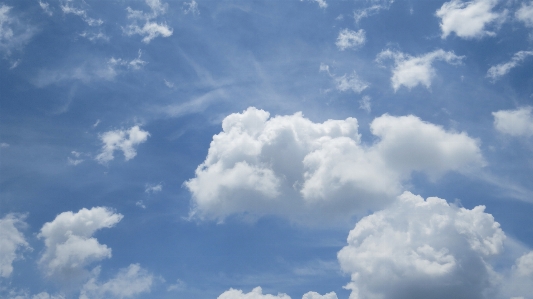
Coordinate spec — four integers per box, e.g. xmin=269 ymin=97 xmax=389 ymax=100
xmin=1 ymin=0 xmax=533 ymax=298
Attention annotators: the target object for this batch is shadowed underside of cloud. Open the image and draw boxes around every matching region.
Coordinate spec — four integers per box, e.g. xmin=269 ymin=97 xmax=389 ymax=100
xmin=185 ymin=107 xmax=484 ymax=225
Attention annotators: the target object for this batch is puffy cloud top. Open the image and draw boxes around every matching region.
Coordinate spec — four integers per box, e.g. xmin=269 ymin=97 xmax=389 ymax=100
xmin=96 ymin=125 xmax=150 ymax=164
xmin=38 ymin=207 xmax=123 ymax=278
xmin=487 ymin=51 xmax=533 ymax=80
xmin=186 ymin=107 xmax=484 ymax=225
xmin=337 ymin=191 xmax=506 ymax=299
xmin=335 ymin=29 xmax=365 ymax=51
xmin=436 ymin=0 xmax=504 ymax=39
xmin=218 ymin=287 xmax=290 ymax=299
xmin=80 ymin=264 xmax=154 ymax=299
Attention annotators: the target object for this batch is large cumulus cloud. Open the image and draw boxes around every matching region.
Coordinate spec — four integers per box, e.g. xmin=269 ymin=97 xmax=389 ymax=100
xmin=185 ymin=107 xmax=484 ymax=225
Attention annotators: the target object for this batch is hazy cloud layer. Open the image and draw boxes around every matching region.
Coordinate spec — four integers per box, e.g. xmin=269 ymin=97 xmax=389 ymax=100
xmin=124 ymin=0 xmax=173 ymax=43
xmin=79 ymin=264 xmax=153 ymax=299
xmin=186 ymin=108 xmax=484 ymax=224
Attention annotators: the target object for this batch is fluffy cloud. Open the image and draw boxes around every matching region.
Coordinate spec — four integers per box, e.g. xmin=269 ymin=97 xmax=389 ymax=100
xmin=319 ymin=64 xmax=368 ymax=94
xmin=95 ymin=126 xmax=150 ymax=164
xmin=60 ymin=0 xmax=103 ymax=27
xmin=335 ymin=29 xmax=365 ymax=51
xmin=436 ymin=0 xmax=504 ymax=39
xmin=301 ymin=292 xmax=337 ymax=299
xmin=337 ymin=191 xmax=507 ymax=299
xmin=516 ymin=1 xmax=533 ymax=27
xmin=487 ymin=51 xmax=533 ymax=80
xmin=0 ymin=5 xmax=35 ymax=55
xmin=38 ymin=207 xmax=123 ymax=278
xmin=124 ymin=0 xmax=173 ymax=43
xmin=377 ymin=49 xmax=464 ymax=91
xmin=0 ymin=214 xmax=29 ymax=278
xmin=217 ymin=287 xmax=290 ymax=299
xmin=185 ymin=107 xmax=484 ymax=224
xmin=79 ymin=264 xmax=153 ymax=299
xmin=492 ymin=107 xmax=533 ymax=137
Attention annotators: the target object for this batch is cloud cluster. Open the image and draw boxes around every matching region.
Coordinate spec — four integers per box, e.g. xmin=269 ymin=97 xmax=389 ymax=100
xmin=487 ymin=51 xmax=533 ymax=80
xmin=60 ymin=0 xmax=103 ymax=27
xmin=493 ymin=107 xmax=533 ymax=137
xmin=377 ymin=49 xmax=464 ymax=91
xmin=338 ymin=191 xmax=533 ymax=299
xmin=124 ymin=0 xmax=173 ymax=43
xmin=0 ymin=4 xmax=35 ymax=55
xmin=37 ymin=207 xmax=123 ymax=278
xmin=436 ymin=0 xmax=504 ymax=39
xmin=186 ymin=107 xmax=484 ymax=224
xmin=0 ymin=214 xmax=29 ymax=278
xmin=79 ymin=264 xmax=154 ymax=299
xmin=335 ymin=29 xmax=365 ymax=51
xmin=95 ymin=125 xmax=150 ymax=164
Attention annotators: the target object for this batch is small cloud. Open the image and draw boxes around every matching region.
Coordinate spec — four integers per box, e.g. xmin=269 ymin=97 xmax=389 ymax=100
xmin=353 ymin=0 xmax=394 ymax=23
xmin=164 ymin=79 xmax=174 ymax=88
xmin=124 ymin=0 xmax=173 ymax=43
xmin=145 ymin=183 xmax=162 ymax=193
xmin=0 ymin=142 xmax=9 ymax=148
xmin=95 ymin=125 xmax=150 ymax=164
xmin=492 ymin=107 xmax=533 ymax=137
xmin=167 ymin=278 xmax=186 ymax=291
xmin=516 ymin=1 xmax=533 ymax=28
xmin=320 ymin=64 xmax=368 ymax=94
xmin=301 ymin=0 xmax=327 ymax=9
xmin=79 ymin=31 xmax=109 ymax=42
xmin=359 ymin=96 xmax=371 ymax=113
xmin=39 ymin=1 xmax=53 ymax=16
xmin=108 ymin=49 xmax=147 ymax=70
xmin=487 ymin=51 xmax=533 ymax=80
xmin=93 ymin=119 xmax=100 ymax=128
xmin=335 ymin=29 xmax=365 ymax=51
xmin=60 ymin=1 xmax=103 ymax=26
xmin=183 ymin=0 xmax=200 ymax=16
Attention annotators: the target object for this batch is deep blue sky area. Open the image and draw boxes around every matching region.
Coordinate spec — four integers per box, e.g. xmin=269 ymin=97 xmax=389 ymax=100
xmin=1 ymin=1 xmax=533 ymax=299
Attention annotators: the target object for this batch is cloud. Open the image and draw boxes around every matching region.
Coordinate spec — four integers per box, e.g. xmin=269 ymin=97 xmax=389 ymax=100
xmin=353 ymin=0 xmax=394 ymax=23
xmin=124 ymin=0 xmax=173 ymax=43
xmin=516 ymin=1 xmax=533 ymax=27
xmin=493 ymin=107 xmax=533 ymax=137
xmin=486 ymin=51 xmax=533 ymax=80
xmin=60 ymin=0 xmax=103 ymax=26
xmin=95 ymin=126 xmax=150 ymax=164
xmin=436 ymin=0 xmax=505 ymax=39
xmin=376 ymin=49 xmax=464 ymax=91
xmin=167 ymin=278 xmax=186 ymax=291
xmin=183 ymin=1 xmax=200 ymax=15
xmin=301 ymin=292 xmax=338 ymax=299
xmin=185 ymin=107 xmax=484 ymax=225
xmin=0 ymin=214 xmax=29 ymax=278
xmin=39 ymin=1 xmax=53 ymax=16
xmin=338 ymin=191 xmax=506 ymax=299
xmin=0 ymin=4 xmax=35 ymax=55
xmin=37 ymin=207 xmax=123 ymax=278
xmin=335 ymin=29 xmax=365 ymax=51
xmin=301 ymin=0 xmax=328 ymax=9
xmin=217 ymin=287 xmax=291 ymax=299
xmin=359 ymin=96 xmax=371 ymax=113
xmin=320 ymin=64 xmax=369 ymax=94
xmin=108 ymin=50 xmax=147 ymax=70
xmin=79 ymin=264 xmax=153 ymax=299
xmin=145 ymin=183 xmax=162 ymax=194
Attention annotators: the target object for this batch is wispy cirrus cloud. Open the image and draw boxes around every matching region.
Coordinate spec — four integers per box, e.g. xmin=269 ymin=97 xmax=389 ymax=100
xmin=487 ymin=51 xmax=533 ymax=80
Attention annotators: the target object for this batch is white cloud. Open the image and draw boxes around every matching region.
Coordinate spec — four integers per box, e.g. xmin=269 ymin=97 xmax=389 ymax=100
xmin=0 ymin=214 xmax=29 ymax=278
xmin=337 ymin=191 xmax=506 ymax=299
xmin=183 ymin=1 xmax=200 ymax=15
xmin=436 ymin=0 xmax=505 ymax=39
xmin=145 ymin=183 xmax=162 ymax=193
xmin=359 ymin=96 xmax=371 ymax=113
xmin=353 ymin=0 xmax=394 ymax=23
xmin=39 ymin=1 xmax=53 ymax=16
xmin=108 ymin=50 xmax=147 ymax=71
xmin=377 ymin=49 xmax=464 ymax=91
xmin=60 ymin=0 xmax=103 ymax=26
xmin=320 ymin=64 xmax=369 ymax=94
xmin=32 ymin=293 xmax=64 ymax=299
xmin=167 ymin=278 xmax=186 ymax=291
xmin=185 ymin=107 xmax=484 ymax=225
xmin=95 ymin=126 xmax=150 ymax=164
xmin=301 ymin=0 xmax=328 ymax=9
xmin=487 ymin=51 xmax=533 ymax=80
xmin=301 ymin=292 xmax=337 ymax=299
xmin=0 ymin=5 xmax=35 ymax=55
xmin=335 ymin=29 xmax=365 ymax=51
xmin=37 ymin=207 xmax=123 ymax=278
xmin=68 ymin=151 xmax=84 ymax=166
xmin=218 ymin=287 xmax=291 ymax=299
xmin=79 ymin=264 xmax=153 ymax=299
xmin=493 ymin=107 xmax=533 ymax=137
xmin=516 ymin=2 xmax=533 ymax=27
xmin=124 ymin=0 xmax=173 ymax=43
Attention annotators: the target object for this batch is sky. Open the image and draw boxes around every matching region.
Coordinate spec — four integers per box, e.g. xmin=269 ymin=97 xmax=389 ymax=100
xmin=1 ymin=0 xmax=533 ymax=298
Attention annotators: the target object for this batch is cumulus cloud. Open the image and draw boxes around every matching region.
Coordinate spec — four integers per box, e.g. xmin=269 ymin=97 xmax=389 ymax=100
xmin=337 ymin=191 xmax=506 ymax=299
xmin=37 ymin=207 xmax=123 ymax=278
xmin=95 ymin=126 xmax=150 ymax=164
xmin=145 ymin=183 xmax=162 ymax=193
xmin=79 ymin=264 xmax=153 ymax=299
xmin=0 ymin=214 xmax=29 ymax=278
xmin=436 ymin=0 xmax=505 ymax=39
xmin=353 ymin=0 xmax=394 ymax=23
xmin=217 ymin=287 xmax=290 ymax=299
xmin=493 ymin=107 xmax=533 ymax=137
xmin=335 ymin=29 xmax=365 ymax=51
xmin=377 ymin=49 xmax=464 ymax=91
xmin=185 ymin=107 xmax=484 ymax=225
xmin=301 ymin=292 xmax=338 ymax=299
xmin=516 ymin=1 xmax=533 ymax=27
xmin=124 ymin=0 xmax=173 ymax=43
xmin=0 ymin=4 xmax=35 ymax=55
xmin=487 ymin=51 xmax=533 ymax=80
